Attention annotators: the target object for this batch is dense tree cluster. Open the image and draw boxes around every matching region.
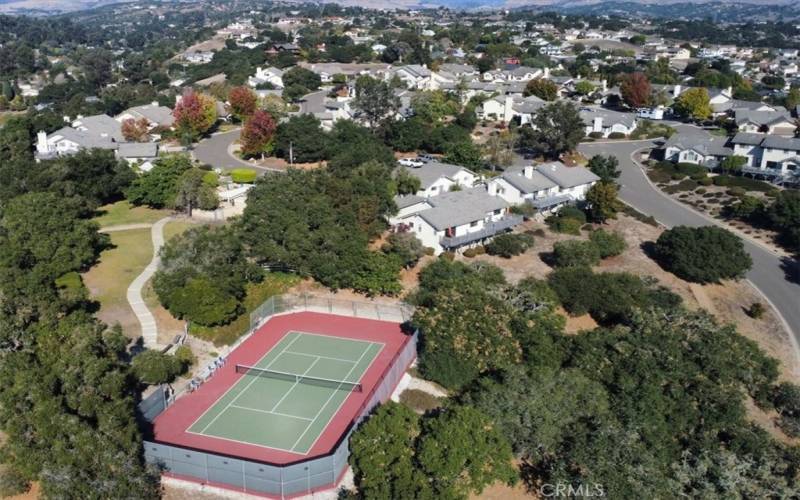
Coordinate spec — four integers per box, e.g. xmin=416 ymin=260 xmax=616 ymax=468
xmin=349 ymin=402 xmax=517 ymax=499
xmin=405 ymin=250 xmax=798 ymax=498
xmin=0 ymin=127 xmax=158 ymax=495
xmin=653 ymin=226 xmax=753 ymax=283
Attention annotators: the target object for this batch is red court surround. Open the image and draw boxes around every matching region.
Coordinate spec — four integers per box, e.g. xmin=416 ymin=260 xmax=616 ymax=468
xmin=152 ymin=311 xmax=410 ymax=464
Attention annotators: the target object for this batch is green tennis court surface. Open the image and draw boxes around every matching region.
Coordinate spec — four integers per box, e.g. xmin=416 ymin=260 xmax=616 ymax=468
xmin=188 ymin=331 xmax=383 ymax=454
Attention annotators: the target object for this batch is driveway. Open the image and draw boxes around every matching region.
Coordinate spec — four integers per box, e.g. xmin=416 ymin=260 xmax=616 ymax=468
xmin=577 ymin=138 xmax=800 ymax=354
xmin=193 ymin=129 xmax=283 ymax=174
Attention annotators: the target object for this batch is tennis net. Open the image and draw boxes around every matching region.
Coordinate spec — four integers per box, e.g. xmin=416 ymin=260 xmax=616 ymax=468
xmin=235 ymin=364 xmax=363 ymax=392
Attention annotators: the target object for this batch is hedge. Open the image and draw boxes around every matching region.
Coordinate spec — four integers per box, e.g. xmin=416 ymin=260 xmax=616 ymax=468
xmin=230 ymin=168 xmax=258 ymax=184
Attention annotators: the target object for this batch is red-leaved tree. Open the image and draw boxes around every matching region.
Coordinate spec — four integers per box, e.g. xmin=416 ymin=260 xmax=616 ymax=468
xmin=228 ymin=86 xmax=258 ymax=121
xmin=240 ymin=110 xmax=277 ymax=158
xmin=173 ymin=90 xmax=217 ymax=142
xmin=121 ymin=117 xmax=151 ymax=142
xmin=620 ymin=72 xmax=651 ymax=109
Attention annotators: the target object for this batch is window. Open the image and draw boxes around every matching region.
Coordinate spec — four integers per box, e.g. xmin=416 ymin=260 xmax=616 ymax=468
xmin=494 ymin=208 xmax=502 ymax=215
xmin=470 ymin=221 xmax=479 ymax=227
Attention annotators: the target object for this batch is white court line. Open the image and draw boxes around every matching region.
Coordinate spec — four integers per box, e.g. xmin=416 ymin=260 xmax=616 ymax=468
xmin=289 ymin=342 xmax=377 ymax=452
xmin=196 ymin=333 xmax=303 ymax=434
xmin=269 ymin=357 xmax=321 ymax=412
xmin=283 ymin=350 xmax=358 ymax=364
xmin=229 ymin=404 xmax=314 ymax=422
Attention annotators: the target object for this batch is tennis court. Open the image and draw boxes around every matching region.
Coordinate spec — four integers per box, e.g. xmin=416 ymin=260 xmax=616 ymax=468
xmin=187 ymin=331 xmax=383 ymax=455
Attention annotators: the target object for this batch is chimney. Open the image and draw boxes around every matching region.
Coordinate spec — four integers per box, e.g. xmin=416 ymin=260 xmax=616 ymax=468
xmin=487 ymin=181 xmax=497 ymax=196
xmin=36 ymin=131 xmax=49 ymax=154
xmin=544 ymin=67 xmax=550 ymax=79
xmin=673 ymin=84 xmax=682 ymax=97
xmin=601 ymin=79 xmax=607 ymax=92
xmin=504 ymin=96 xmax=513 ymax=122
xmin=523 ymin=165 xmax=534 ymax=178
xmin=725 ymin=86 xmax=732 ymax=96
xmin=151 ymin=101 xmax=158 ymax=107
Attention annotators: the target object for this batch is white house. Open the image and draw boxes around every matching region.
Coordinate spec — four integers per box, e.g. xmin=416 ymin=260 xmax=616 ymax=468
xmin=580 ymin=107 xmax=638 ymax=138
xmin=248 ymin=67 xmax=285 ymax=89
xmin=734 ymin=109 xmax=796 ymax=136
xmin=731 ymin=132 xmax=800 ymax=181
xmin=488 ymin=162 xmax=600 ymax=212
xmin=478 ymin=95 xmax=546 ymax=125
xmin=398 ymin=162 xmax=479 ymax=198
xmin=392 ymin=187 xmax=522 ymax=255
xmin=116 ymin=102 xmax=174 ymax=130
xmin=661 ymin=130 xmax=733 ymax=167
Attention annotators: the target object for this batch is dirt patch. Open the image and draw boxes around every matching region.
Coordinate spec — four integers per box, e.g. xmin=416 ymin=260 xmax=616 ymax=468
xmin=5 ymin=481 xmax=40 ymax=500
xmin=471 ymin=479 xmax=536 ymax=500
xmin=559 ymin=307 xmax=599 ymax=334
xmin=744 ymin=397 xmax=799 ymax=446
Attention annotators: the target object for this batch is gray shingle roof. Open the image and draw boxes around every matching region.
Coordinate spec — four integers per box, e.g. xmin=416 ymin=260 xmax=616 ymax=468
xmin=762 ymin=135 xmax=800 ymax=152
xmin=122 ymin=104 xmax=174 ymax=127
xmin=731 ymin=132 xmax=765 ymax=146
xmin=579 ymin=107 xmax=637 ymax=129
xmin=418 ymin=188 xmax=509 ymax=231
xmin=536 ymin=162 xmax=600 ymax=188
xmin=501 ymin=166 xmax=557 ymax=193
xmin=72 ymin=114 xmax=124 ymax=142
xmin=664 ymin=130 xmax=733 ymax=157
xmin=404 ymin=162 xmax=474 ymax=190
xmin=49 ymin=126 xmax=116 ymax=149
xmin=734 ymin=109 xmax=793 ymax=127
xmin=394 ymin=194 xmax=427 ymax=210
xmin=117 ymin=142 xmax=158 ymax=159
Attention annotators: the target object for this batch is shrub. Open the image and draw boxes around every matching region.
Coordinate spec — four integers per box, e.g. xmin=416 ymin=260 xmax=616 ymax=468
xmin=230 ymin=168 xmax=258 ymax=183
xmin=608 ymin=132 xmax=626 ymax=139
xmin=552 ymin=240 xmax=601 ymax=267
xmin=698 ymin=177 xmax=713 ymax=186
xmin=588 ymin=131 xmax=604 ymax=139
xmin=695 ymin=188 xmax=707 ymax=195
xmin=485 ymin=233 xmax=534 ymax=258
xmin=174 ymin=345 xmax=196 ymax=369
xmin=713 ymin=175 xmax=732 ymax=187
xmin=747 ymin=302 xmax=766 ymax=319
xmin=559 ymin=206 xmax=588 ymax=223
xmin=462 ymin=246 xmax=486 ymax=258
xmin=653 ymin=226 xmax=752 ymax=283
xmin=382 ymin=232 xmax=426 ymax=268
xmin=727 ymin=187 xmax=746 ymax=197
xmin=202 ymin=171 xmax=219 ymax=187
xmin=533 ymin=228 xmax=546 ymax=237
xmin=166 ymin=277 xmax=240 ymax=326
xmin=399 ymin=389 xmax=442 ymax=413
xmin=132 ymin=350 xmax=184 ymax=385
xmin=590 ymin=229 xmax=627 ymax=258
xmin=0 ymin=466 xmax=29 ymax=497
xmin=510 ymin=203 xmax=537 ymax=218
xmin=671 ymin=173 xmax=686 ymax=180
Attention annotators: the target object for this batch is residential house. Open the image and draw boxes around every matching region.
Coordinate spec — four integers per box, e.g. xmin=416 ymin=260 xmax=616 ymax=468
xmin=391 ymin=187 xmax=521 ymax=255
xmin=487 ymin=162 xmax=600 ymax=212
xmin=248 ymin=67 xmax=284 ymax=89
xmin=35 ymin=113 xmax=159 ymax=164
xmin=661 ymin=130 xmax=732 ymax=167
xmin=580 ymin=107 xmax=638 ymax=138
xmin=296 ymin=90 xmax=353 ymax=130
xmin=731 ymin=132 xmax=800 ymax=182
xmin=183 ymin=51 xmax=214 ymax=64
xmin=399 ymin=161 xmax=479 ymax=198
xmin=734 ymin=109 xmax=795 ymax=136
xmin=478 ymin=95 xmax=546 ymax=125
xmin=116 ymin=102 xmax=174 ymax=130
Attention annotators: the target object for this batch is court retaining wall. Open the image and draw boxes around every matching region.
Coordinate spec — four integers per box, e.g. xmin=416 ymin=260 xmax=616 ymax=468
xmin=141 ymin=294 xmax=417 ymax=499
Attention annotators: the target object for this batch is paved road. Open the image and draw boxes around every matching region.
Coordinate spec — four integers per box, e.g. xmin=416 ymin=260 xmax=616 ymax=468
xmin=193 ymin=129 xmax=282 ymax=174
xmin=127 ymin=216 xmax=171 ymax=347
xmin=577 ymin=139 xmax=800 ymax=359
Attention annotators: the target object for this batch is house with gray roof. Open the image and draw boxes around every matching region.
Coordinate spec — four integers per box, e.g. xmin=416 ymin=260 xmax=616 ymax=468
xmin=392 ymin=187 xmax=522 ymax=255
xmin=35 ymin=113 xmax=159 ymax=163
xmin=731 ymin=133 xmax=800 ymax=183
xmin=734 ymin=109 xmax=795 ymax=136
xmin=488 ymin=162 xmax=600 ymax=212
xmin=116 ymin=103 xmax=175 ymax=130
xmin=398 ymin=162 xmax=479 ymax=198
xmin=580 ymin=107 xmax=638 ymax=138
xmin=661 ymin=130 xmax=733 ymax=167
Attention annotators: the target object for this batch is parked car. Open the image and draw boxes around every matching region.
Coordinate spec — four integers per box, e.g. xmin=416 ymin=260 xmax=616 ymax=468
xmin=398 ymin=158 xmax=424 ymax=167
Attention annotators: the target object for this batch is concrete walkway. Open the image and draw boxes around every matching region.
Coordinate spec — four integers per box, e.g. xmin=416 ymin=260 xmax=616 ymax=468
xmin=99 ymin=222 xmax=154 ymax=233
xmin=127 ymin=217 xmax=171 ymax=346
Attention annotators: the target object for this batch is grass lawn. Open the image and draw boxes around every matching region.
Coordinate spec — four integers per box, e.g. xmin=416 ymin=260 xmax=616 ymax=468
xmin=93 ymin=200 xmax=170 ymax=228
xmin=82 ymin=228 xmax=153 ymax=336
xmin=164 ymin=220 xmax=201 ymax=241
xmin=190 ymin=273 xmax=301 ymax=346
